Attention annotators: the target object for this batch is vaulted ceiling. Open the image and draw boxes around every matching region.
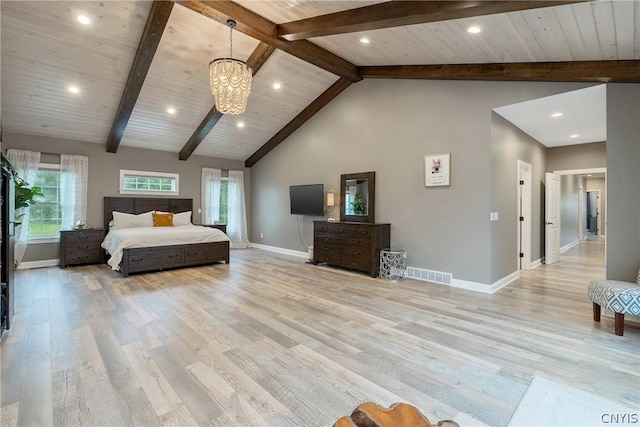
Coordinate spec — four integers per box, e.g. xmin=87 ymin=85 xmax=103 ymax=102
xmin=2 ymin=1 xmax=639 ymax=167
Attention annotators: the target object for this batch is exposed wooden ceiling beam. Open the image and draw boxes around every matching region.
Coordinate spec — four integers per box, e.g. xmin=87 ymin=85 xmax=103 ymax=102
xmin=106 ymin=1 xmax=173 ymax=153
xmin=277 ymin=1 xmax=586 ymax=41
xmin=245 ymin=78 xmax=353 ymax=168
xmin=358 ymin=61 xmax=640 ymax=82
xmin=179 ymin=43 xmax=276 ymax=161
xmin=176 ymin=1 xmax=362 ymax=82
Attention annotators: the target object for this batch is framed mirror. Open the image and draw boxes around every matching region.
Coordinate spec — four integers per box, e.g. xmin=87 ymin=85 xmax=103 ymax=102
xmin=340 ymin=171 xmax=375 ymax=223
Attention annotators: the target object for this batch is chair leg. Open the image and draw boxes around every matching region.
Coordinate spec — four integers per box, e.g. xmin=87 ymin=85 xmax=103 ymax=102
xmin=593 ymin=302 xmax=601 ymax=322
xmin=614 ymin=313 xmax=624 ymax=336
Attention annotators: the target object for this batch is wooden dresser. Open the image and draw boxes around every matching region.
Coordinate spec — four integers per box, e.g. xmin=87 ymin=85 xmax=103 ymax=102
xmin=313 ymin=221 xmax=390 ymax=277
xmin=60 ymin=228 xmax=106 ymax=268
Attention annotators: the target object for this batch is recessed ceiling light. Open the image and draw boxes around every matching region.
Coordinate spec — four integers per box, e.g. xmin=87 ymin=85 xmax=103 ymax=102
xmin=77 ymin=15 xmax=91 ymax=25
xmin=551 ymin=112 xmax=563 ymax=118
xmin=167 ymin=107 xmax=176 ymax=114
xmin=587 ymin=174 xmax=593 ymax=177
xmin=570 ymin=134 xmax=580 ymax=138
xmin=273 ymin=82 xmax=281 ymax=90
xmin=68 ymin=86 xmax=79 ymax=94
xmin=360 ymin=37 xmax=370 ymax=44
xmin=467 ymin=26 xmax=481 ymax=34
xmin=237 ymin=122 xmax=245 ymax=128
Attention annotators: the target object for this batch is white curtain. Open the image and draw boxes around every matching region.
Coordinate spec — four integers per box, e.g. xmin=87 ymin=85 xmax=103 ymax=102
xmin=60 ymin=154 xmax=89 ymax=231
xmin=201 ymin=168 xmax=222 ymax=225
xmin=6 ymin=149 xmax=41 ymax=266
xmin=227 ymin=170 xmax=249 ymax=248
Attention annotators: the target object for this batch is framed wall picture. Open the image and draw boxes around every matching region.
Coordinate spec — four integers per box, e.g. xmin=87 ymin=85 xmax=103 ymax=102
xmin=424 ymin=153 xmax=451 ymax=187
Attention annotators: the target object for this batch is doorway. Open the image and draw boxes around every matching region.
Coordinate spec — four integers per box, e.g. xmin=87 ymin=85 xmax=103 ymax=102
xmin=586 ymin=190 xmax=601 ymax=236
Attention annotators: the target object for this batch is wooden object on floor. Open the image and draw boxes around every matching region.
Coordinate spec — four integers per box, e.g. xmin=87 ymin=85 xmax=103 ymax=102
xmin=313 ymin=221 xmax=390 ymax=277
xmin=59 ymin=228 xmax=106 ymax=268
xmin=103 ymin=197 xmax=230 ymax=276
xmin=334 ymin=402 xmax=459 ymax=427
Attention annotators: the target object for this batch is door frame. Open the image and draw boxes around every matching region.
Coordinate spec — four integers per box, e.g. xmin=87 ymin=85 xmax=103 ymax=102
xmin=555 ymin=167 xmax=606 ymax=240
xmin=517 ymin=160 xmax=532 ymax=270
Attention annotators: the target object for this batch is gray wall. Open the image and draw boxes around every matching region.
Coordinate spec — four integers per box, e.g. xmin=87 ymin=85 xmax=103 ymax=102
xmin=560 ymin=175 xmax=580 ymax=247
xmin=490 ymin=113 xmax=547 ymax=282
xmin=3 ymin=132 xmax=250 ymax=262
xmin=586 ymin=177 xmax=607 ymax=236
xmin=250 ymin=79 xmax=593 ymax=285
xmin=547 ymin=142 xmax=606 ymax=171
xmin=606 ymin=84 xmax=640 ymax=281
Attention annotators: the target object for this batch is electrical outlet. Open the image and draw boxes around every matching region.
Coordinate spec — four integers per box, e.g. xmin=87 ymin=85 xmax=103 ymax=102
xmin=197 ymin=208 xmax=202 ymax=214
xmin=490 ymin=212 xmax=499 ymax=221
xmin=260 ymin=233 xmax=264 ymax=238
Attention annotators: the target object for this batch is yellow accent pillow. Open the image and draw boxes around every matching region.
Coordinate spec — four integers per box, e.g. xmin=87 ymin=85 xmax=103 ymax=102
xmin=152 ymin=212 xmax=174 ymax=227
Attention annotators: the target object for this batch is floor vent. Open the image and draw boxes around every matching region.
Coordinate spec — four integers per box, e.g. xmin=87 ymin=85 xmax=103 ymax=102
xmin=406 ymin=266 xmax=453 ymax=285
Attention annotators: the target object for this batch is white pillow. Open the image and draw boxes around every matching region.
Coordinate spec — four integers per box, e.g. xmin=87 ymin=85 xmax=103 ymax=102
xmin=112 ymin=211 xmax=153 ymax=228
xmin=173 ymin=211 xmax=192 ymax=226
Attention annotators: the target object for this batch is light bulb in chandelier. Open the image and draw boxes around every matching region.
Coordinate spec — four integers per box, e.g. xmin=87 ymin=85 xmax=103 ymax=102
xmin=209 ymin=20 xmax=253 ymax=115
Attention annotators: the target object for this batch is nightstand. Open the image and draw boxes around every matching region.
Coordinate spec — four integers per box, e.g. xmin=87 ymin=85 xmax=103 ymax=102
xmin=196 ymin=224 xmax=227 ymax=234
xmin=59 ymin=228 xmax=106 ymax=268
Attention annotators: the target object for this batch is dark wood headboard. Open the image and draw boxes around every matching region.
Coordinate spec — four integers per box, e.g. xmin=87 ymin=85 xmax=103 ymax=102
xmin=103 ymin=197 xmax=193 ymax=230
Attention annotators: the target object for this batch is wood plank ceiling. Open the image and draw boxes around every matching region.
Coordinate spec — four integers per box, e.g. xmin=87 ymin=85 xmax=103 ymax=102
xmin=2 ymin=1 xmax=639 ymax=167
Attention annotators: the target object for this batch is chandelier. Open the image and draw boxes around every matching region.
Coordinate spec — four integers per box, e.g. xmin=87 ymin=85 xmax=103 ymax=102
xmin=209 ymin=20 xmax=253 ymax=115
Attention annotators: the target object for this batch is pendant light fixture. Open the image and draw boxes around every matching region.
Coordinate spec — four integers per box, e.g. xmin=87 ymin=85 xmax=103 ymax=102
xmin=209 ymin=20 xmax=252 ymax=115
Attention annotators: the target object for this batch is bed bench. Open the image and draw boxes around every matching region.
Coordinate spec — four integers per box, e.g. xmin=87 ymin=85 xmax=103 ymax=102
xmin=588 ymin=273 xmax=640 ymax=336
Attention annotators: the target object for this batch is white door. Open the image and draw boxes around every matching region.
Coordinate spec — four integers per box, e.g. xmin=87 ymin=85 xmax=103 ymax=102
xmin=545 ymin=172 xmax=561 ymax=264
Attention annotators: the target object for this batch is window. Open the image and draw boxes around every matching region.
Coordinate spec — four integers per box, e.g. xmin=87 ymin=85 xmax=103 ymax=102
xmin=219 ymin=178 xmax=228 ymax=224
xmin=120 ymin=169 xmax=179 ymax=195
xmin=28 ymin=164 xmax=62 ymax=238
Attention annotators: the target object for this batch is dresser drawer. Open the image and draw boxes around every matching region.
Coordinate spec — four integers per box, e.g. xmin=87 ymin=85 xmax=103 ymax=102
xmin=62 ymin=230 xmax=103 ymax=243
xmin=126 ymin=247 xmax=182 ymax=268
xmin=313 ymin=243 xmax=340 ymax=264
xmin=340 ymin=249 xmax=372 ymax=271
xmin=327 ymin=223 xmax=355 ymax=236
xmin=64 ymin=249 xmax=103 ymax=265
xmin=314 ymin=233 xmax=341 ymax=246
xmin=184 ymin=243 xmax=227 ymax=263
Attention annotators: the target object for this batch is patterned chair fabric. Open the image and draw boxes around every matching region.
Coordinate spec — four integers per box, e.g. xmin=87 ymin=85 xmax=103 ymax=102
xmin=588 ymin=280 xmax=640 ymax=316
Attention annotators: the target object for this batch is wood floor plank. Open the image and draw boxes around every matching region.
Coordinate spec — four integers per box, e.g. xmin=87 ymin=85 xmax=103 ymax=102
xmin=1 ymin=238 xmax=637 ymax=426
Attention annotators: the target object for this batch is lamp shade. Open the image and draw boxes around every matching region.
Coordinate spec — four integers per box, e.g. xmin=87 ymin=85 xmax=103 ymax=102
xmin=327 ymin=190 xmax=336 ymax=207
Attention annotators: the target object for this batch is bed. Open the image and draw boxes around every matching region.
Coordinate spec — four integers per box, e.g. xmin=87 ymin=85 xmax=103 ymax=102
xmin=103 ymin=197 xmax=230 ymax=277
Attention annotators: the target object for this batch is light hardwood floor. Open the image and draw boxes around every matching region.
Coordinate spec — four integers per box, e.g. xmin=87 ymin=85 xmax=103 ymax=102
xmin=1 ymin=239 xmax=638 ymax=426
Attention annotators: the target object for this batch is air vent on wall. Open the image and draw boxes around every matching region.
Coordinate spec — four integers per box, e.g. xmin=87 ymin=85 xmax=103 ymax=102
xmin=406 ymin=267 xmax=452 ymax=285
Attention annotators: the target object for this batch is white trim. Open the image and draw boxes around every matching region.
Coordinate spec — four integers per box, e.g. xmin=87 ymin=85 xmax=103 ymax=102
xmin=17 ymin=259 xmax=58 ymax=270
xmin=530 ymin=258 xmax=542 ymax=269
xmin=554 ymin=167 xmax=606 ymax=175
xmin=247 ymin=242 xmax=308 ymax=258
xmin=450 ymin=278 xmax=493 ymax=294
xmin=560 ymin=239 xmax=580 ymax=253
xmin=39 ymin=163 xmax=61 ymax=170
xmin=27 ymin=237 xmax=59 ymax=244
xmin=119 ymin=169 xmax=179 ymax=196
xmin=517 ymin=160 xmax=532 ymax=270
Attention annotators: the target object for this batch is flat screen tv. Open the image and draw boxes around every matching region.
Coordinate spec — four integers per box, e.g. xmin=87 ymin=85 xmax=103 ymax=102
xmin=290 ymin=184 xmax=324 ymax=216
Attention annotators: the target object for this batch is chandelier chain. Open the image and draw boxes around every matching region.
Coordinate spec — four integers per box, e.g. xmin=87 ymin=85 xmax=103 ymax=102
xmin=229 ymin=21 xmax=233 ymax=58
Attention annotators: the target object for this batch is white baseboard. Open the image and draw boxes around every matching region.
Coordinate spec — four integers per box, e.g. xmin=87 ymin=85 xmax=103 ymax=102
xmin=247 ymin=242 xmax=308 ymax=259
xmin=489 ymin=270 xmax=520 ymax=293
xmin=17 ymin=259 xmax=59 ymax=270
xmin=530 ymin=258 xmax=542 ymax=269
xmin=450 ymin=278 xmax=493 ymax=294
xmin=560 ymin=239 xmax=580 ymax=253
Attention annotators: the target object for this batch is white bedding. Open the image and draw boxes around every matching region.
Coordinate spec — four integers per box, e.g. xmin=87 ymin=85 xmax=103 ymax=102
xmin=102 ymin=225 xmax=230 ymax=270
